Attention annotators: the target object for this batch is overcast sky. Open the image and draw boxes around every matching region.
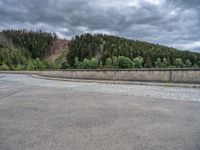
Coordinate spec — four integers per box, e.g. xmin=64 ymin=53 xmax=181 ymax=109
xmin=0 ymin=0 xmax=199 ymax=51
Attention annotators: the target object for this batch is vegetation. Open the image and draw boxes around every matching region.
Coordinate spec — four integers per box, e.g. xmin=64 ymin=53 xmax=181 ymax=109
xmin=174 ymin=58 xmax=184 ymax=68
xmin=0 ymin=30 xmax=65 ymax=70
xmin=185 ymin=59 xmax=192 ymax=68
xmin=2 ymin=29 xmax=56 ymax=58
xmin=0 ymin=47 xmax=27 ymax=70
xmin=74 ymin=57 xmax=99 ymax=69
xmin=1 ymin=30 xmax=200 ymax=70
xmin=0 ymin=46 xmax=48 ymax=70
xmin=67 ymin=33 xmax=200 ymax=68
xmin=117 ymin=56 xmax=133 ymax=68
xmin=133 ymin=56 xmax=144 ymax=68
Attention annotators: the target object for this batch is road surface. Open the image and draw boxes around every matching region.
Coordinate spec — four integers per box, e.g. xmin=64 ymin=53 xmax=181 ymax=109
xmin=0 ymin=74 xmax=200 ymax=150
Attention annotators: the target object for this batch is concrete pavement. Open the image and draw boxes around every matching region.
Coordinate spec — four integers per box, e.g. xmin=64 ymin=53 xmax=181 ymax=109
xmin=0 ymin=74 xmax=200 ymax=150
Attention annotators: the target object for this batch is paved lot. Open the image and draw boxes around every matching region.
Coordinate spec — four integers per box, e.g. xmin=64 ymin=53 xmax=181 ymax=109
xmin=0 ymin=74 xmax=200 ymax=150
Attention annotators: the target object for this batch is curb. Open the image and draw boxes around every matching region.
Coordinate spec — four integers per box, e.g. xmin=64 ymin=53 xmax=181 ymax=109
xmin=31 ymin=74 xmax=200 ymax=88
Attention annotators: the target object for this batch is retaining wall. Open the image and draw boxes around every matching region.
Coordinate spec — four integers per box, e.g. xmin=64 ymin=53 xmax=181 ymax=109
xmin=1 ymin=69 xmax=200 ymax=83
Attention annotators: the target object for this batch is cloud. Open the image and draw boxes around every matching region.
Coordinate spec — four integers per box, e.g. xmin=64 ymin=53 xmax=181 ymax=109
xmin=0 ymin=0 xmax=199 ymax=51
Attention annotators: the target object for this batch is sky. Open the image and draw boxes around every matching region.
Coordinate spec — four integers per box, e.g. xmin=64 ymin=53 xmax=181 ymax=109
xmin=0 ymin=0 xmax=199 ymax=52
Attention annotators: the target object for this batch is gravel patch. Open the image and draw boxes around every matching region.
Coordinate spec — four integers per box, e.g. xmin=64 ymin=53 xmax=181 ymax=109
xmin=1 ymin=74 xmax=200 ymax=102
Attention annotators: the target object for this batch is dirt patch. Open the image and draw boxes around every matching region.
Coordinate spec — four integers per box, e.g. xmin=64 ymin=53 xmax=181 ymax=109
xmin=44 ymin=39 xmax=68 ymax=63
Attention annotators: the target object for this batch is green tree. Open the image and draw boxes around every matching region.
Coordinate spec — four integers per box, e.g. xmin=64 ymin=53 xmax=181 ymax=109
xmin=133 ymin=56 xmax=144 ymax=68
xmin=112 ymin=56 xmax=118 ymax=68
xmin=175 ymin=58 xmax=184 ymax=68
xmin=162 ymin=58 xmax=168 ymax=68
xmin=154 ymin=58 xmax=162 ymax=68
xmin=26 ymin=59 xmax=36 ymax=70
xmin=83 ymin=58 xmax=91 ymax=69
xmin=74 ymin=57 xmax=80 ymax=68
xmin=90 ymin=58 xmax=99 ymax=69
xmin=99 ymin=61 xmax=103 ymax=68
xmin=144 ymin=56 xmax=152 ymax=68
xmin=185 ymin=59 xmax=192 ymax=68
xmin=106 ymin=57 xmax=112 ymax=67
xmin=117 ymin=56 xmax=133 ymax=68
xmin=198 ymin=61 xmax=200 ymax=67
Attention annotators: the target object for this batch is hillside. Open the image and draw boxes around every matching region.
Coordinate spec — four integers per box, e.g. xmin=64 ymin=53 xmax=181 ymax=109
xmin=0 ymin=30 xmax=68 ymax=70
xmin=44 ymin=39 xmax=68 ymax=62
xmin=67 ymin=33 xmax=200 ymax=68
xmin=43 ymin=39 xmax=69 ymax=68
xmin=1 ymin=30 xmax=200 ymax=70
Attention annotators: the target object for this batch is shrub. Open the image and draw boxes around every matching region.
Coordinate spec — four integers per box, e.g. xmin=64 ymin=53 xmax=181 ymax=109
xmin=47 ymin=62 xmax=58 ymax=69
xmin=193 ymin=64 xmax=199 ymax=68
xmin=169 ymin=65 xmax=176 ymax=68
xmin=79 ymin=62 xmax=84 ymax=69
xmin=35 ymin=58 xmax=47 ymax=69
xmin=0 ymin=63 xmax=9 ymax=70
xmin=61 ymin=62 xmax=70 ymax=69
xmin=26 ymin=59 xmax=36 ymax=70
xmin=26 ymin=58 xmax=47 ymax=70
xmin=15 ymin=64 xmax=24 ymax=70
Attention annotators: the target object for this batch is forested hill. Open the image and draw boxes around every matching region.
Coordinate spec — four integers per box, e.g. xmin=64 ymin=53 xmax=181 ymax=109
xmin=1 ymin=30 xmax=200 ymax=70
xmin=67 ymin=33 xmax=200 ymax=68
xmin=0 ymin=30 xmax=68 ymax=70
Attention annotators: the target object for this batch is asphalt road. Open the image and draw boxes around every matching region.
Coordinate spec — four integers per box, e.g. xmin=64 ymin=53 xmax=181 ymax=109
xmin=0 ymin=74 xmax=200 ymax=150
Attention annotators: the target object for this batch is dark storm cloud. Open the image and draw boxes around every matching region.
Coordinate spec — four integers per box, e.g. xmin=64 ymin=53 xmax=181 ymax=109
xmin=0 ymin=0 xmax=200 ymax=51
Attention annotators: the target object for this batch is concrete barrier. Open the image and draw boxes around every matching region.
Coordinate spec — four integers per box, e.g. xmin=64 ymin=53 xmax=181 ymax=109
xmin=1 ymin=69 xmax=200 ymax=83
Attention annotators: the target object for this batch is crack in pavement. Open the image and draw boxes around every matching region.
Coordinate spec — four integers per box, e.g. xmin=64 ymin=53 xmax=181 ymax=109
xmin=0 ymin=86 xmax=36 ymax=101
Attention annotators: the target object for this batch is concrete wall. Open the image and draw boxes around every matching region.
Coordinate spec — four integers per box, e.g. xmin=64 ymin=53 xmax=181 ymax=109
xmin=1 ymin=69 xmax=200 ymax=83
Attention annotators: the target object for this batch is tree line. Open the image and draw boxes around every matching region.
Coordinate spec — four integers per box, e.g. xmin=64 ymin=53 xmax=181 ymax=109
xmin=68 ymin=56 xmax=197 ymax=69
xmin=2 ymin=29 xmax=57 ymax=58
